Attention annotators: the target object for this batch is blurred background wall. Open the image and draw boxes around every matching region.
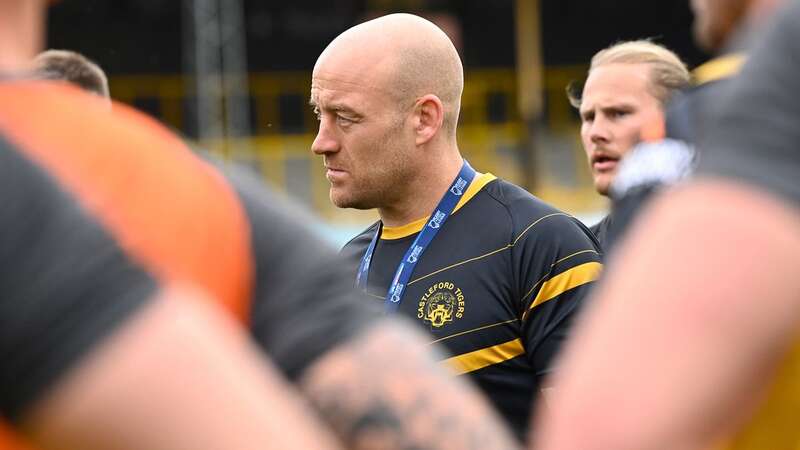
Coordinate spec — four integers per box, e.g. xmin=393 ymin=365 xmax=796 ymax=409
xmin=47 ymin=0 xmax=707 ymax=245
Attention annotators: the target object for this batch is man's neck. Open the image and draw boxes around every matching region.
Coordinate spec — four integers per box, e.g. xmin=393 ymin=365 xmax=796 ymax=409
xmin=0 ymin=1 xmax=44 ymax=74
xmin=378 ymin=150 xmax=465 ymax=228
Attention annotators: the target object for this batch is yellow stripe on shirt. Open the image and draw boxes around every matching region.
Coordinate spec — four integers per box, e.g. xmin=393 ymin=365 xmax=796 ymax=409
xmin=443 ymin=338 xmax=525 ymax=375
xmin=692 ymin=53 xmax=745 ymax=85
xmin=522 ymin=261 xmax=603 ymax=321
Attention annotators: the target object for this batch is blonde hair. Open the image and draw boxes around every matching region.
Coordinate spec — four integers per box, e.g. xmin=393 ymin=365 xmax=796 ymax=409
xmin=568 ymin=40 xmax=690 ymax=108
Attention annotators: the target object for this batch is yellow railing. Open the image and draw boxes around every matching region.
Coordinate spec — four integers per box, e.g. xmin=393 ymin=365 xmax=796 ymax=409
xmin=109 ymin=68 xmax=607 ymax=221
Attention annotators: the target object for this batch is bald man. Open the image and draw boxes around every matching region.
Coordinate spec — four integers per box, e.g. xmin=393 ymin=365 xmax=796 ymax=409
xmin=2 ymin=5 xmax=529 ymax=450
xmin=311 ymin=13 xmax=603 ymax=438
xmin=22 ymin=19 xmax=523 ymax=450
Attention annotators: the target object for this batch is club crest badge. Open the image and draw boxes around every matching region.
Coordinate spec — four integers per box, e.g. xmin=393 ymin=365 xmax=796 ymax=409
xmin=417 ymin=281 xmax=465 ymax=328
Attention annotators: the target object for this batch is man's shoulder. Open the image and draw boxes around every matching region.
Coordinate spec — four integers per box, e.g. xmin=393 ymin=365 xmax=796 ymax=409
xmin=481 ymin=178 xmax=572 ymax=226
xmin=477 ymin=178 xmax=599 ymax=252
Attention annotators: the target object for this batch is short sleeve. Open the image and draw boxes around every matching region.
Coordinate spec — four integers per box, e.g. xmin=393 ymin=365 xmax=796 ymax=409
xmin=514 ymin=212 xmax=603 ymax=378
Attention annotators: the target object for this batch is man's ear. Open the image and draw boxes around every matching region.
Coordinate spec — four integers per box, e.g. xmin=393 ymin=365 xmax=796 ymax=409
xmin=412 ymin=94 xmax=444 ymax=145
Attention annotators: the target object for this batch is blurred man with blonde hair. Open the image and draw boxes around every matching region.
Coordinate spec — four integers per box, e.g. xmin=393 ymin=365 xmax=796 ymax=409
xmin=569 ymin=40 xmax=690 ymax=247
xmin=580 ymin=0 xmax=787 ymax=251
xmin=533 ymin=2 xmax=800 ymax=449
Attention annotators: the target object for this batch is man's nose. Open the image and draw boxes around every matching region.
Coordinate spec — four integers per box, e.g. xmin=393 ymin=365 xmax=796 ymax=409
xmin=311 ymin=118 xmax=340 ymax=155
xmin=589 ymin=116 xmax=611 ymax=144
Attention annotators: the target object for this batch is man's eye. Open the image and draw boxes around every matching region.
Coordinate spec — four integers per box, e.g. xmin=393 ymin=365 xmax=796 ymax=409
xmin=337 ymin=115 xmax=354 ymax=125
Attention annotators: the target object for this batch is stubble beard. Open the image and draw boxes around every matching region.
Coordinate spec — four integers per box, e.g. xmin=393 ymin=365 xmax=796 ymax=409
xmin=594 ymin=172 xmax=612 ymax=197
xmin=330 ymin=117 xmax=411 ymax=210
xmin=330 ymin=156 xmax=410 ymax=211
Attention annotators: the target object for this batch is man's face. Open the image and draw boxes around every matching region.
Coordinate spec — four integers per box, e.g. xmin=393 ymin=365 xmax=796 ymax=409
xmin=310 ymin=56 xmax=415 ymax=210
xmin=691 ymin=0 xmax=750 ymax=51
xmin=579 ymin=63 xmax=664 ymax=196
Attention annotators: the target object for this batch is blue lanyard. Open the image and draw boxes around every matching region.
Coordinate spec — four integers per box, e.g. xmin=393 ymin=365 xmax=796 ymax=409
xmin=356 ymin=160 xmax=477 ymax=314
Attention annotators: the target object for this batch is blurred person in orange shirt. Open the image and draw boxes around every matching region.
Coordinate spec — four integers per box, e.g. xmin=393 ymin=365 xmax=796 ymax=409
xmin=0 ymin=3 xmax=343 ymax=450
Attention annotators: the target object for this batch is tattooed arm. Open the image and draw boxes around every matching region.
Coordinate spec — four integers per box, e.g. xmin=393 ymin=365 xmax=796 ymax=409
xmin=299 ymin=320 xmax=521 ymax=450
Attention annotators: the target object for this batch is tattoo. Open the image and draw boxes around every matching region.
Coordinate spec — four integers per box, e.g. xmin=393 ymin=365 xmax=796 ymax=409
xmin=300 ymin=320 xmax=521 ymax=450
